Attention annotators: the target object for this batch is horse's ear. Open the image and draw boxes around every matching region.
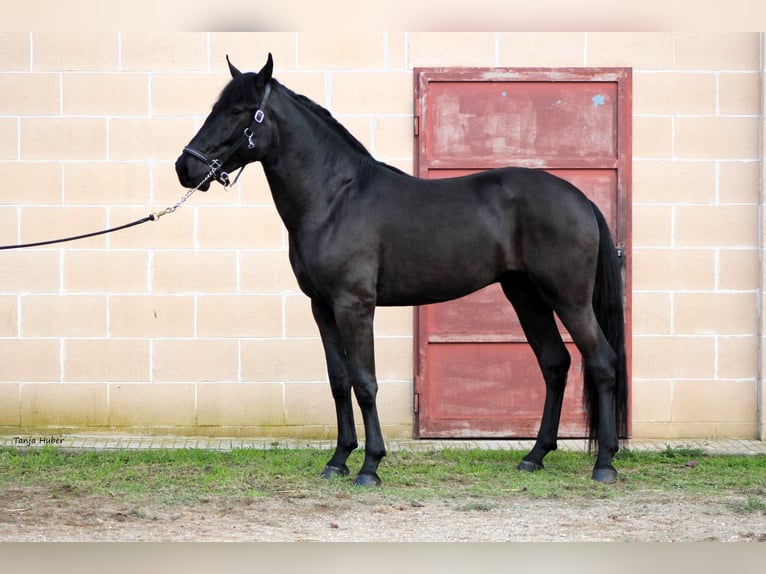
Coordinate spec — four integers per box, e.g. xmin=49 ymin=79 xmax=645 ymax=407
xmin=226 ymin=55 xmax=241 ymax=78
xmin=257 ymin=52 xmax=273 ymax=86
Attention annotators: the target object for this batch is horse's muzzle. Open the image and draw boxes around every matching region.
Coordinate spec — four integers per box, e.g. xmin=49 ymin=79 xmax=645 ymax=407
xmin=175 ymin=154 xmax=211 ymax=191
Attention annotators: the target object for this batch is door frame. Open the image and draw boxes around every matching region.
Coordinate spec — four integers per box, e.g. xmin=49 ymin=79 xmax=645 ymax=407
xmin=412 ymin=67 xmax=632 ymax=438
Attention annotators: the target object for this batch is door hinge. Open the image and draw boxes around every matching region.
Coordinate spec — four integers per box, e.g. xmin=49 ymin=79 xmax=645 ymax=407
xmin=414 ymin=393 xmax=420 ymax=413
xmin=414 ymin=100 xmax=421 ymax=137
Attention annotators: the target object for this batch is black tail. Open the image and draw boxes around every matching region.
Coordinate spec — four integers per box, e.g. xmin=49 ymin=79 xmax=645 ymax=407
xmin=584 ymin=202 xmax=628 ymax=449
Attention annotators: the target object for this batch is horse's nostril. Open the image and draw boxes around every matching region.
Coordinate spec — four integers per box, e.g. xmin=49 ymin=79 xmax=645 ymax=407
xmin=175 ymin=157 xmax=194 ymax=187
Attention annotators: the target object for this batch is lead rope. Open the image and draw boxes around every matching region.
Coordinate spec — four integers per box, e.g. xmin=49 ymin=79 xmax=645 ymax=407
xmin=0 ymin=168 xmax=214 ymax=251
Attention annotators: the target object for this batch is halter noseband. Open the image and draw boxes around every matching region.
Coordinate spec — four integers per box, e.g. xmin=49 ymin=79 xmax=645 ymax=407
xmin=183 ymin=82 xmax=272 ymax=188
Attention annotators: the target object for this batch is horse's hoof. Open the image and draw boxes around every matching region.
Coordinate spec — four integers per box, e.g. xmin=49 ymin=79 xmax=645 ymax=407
xmin=321 ymin=464 xmax=350 ymax=479
xmin=516 ymin=459 xmax=544 ymax=473
xmin=592 ymin=467 xmax=618 ymax=484
xmin=354 ymin=472 xmax=382 ymax=487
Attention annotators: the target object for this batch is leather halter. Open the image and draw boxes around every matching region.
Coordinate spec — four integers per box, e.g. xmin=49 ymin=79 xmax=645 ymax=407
xmin=182 ymin=82 xmax=272 ymax=188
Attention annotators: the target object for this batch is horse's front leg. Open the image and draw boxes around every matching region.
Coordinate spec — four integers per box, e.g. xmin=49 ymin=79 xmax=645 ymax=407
xmin=332 ymin=297 xmax=386 ymax=487
xmin=312 ymin=300 xmax=358 ymax=479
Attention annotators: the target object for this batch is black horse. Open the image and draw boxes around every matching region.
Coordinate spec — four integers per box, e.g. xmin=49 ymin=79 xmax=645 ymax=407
xmin=176 ymin=54 xmax=628 ymax=485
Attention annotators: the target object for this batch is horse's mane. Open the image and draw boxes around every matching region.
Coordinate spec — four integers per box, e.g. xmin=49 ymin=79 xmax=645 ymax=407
xmin=215 ymin=73 xmax=407 ymax=176
xmin=275 ymin=79 xmax=407 ymax=176
xmin=277 ymin=81 xmax=372 ymax=156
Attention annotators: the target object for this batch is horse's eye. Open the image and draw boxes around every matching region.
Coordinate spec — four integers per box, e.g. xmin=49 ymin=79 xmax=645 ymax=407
xmin=230 ymin=108 xmax=244 ymax=116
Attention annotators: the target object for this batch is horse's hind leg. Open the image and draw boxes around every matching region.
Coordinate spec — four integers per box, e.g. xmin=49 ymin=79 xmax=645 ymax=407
xmin=312 ymin=300 xmax=358 ymax=479
xmin=556 ymin=306 xmax=620 ymax=483
xmin=501 ymin=274 xmax=571 ymax=473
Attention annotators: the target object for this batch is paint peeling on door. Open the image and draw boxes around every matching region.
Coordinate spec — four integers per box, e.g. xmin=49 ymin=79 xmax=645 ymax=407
xmin=592 ymin=94 xmax=606 ymax=107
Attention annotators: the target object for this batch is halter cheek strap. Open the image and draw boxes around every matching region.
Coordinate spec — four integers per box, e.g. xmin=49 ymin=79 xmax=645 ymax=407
xmin=183 ymin=82 xmax=272 ymax=188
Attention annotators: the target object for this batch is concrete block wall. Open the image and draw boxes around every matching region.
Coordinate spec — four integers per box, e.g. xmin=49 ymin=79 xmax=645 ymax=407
xmin=0 ymin=32 xmax=763 ymax=440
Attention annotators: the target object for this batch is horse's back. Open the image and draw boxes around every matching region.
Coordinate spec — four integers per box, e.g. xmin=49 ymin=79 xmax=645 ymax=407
xmin=374 ymin=165 xmax=592 ymax=213
xmin=372 ymin=165 xmax=599 ymax=257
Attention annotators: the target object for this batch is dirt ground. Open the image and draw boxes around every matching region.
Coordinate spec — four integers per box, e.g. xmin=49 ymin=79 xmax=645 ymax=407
xmin=1 ymin=485 xmax=765 ymax=542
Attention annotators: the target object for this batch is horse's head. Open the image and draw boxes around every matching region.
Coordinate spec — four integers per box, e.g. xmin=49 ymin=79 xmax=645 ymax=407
xmin=175 ymin=53 xmax=275 ymax=191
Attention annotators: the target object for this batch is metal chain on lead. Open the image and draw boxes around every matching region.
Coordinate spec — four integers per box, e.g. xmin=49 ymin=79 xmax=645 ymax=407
xmin=150 ymin=168 xmax=216 ymax=221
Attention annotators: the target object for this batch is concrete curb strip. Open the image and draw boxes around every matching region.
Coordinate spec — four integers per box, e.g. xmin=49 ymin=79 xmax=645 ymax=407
xmin=2 ymin=435 xmax=764 ymax=455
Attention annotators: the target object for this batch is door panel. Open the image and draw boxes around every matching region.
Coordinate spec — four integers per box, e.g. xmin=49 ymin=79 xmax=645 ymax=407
xmin=427 ymin=80 xmax=618 ymax=161
xmin=422 ymin=342 xmax=585 ymax=437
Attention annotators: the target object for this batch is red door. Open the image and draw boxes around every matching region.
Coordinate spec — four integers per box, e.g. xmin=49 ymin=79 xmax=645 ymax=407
xmin=413 ymin=68 xmax=632 ymax=438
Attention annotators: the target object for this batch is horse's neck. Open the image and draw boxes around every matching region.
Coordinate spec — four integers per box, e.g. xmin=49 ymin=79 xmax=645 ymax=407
xmin=261 ymin=94 xmax=369 ymax=233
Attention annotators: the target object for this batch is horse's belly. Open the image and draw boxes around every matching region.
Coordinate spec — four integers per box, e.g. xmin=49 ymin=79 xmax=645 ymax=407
xmin=375 ymin=256 xmax=501 ymax=307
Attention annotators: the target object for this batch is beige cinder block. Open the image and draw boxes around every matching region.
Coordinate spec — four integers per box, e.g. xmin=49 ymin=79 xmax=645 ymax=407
xmin=21 ymin=383 xmax=108 ymax=427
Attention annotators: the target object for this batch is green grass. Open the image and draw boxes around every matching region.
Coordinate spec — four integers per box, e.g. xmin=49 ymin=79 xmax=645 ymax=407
xmin=1 ymin=446 xmax=764 ymax=510
xmin=729 ymin=495 xmax=766 ymax=514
